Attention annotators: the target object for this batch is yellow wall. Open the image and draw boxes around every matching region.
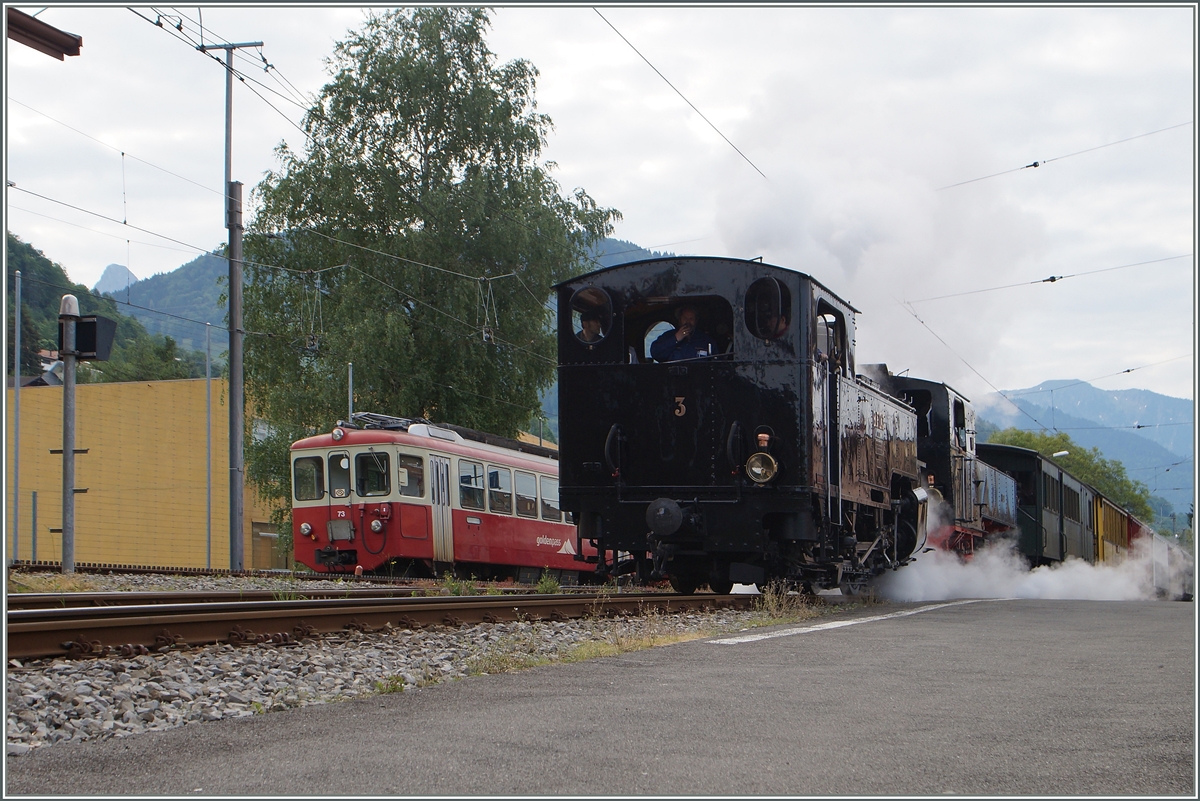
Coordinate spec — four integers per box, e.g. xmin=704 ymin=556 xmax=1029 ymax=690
xmin=5 ymin=379 xmax=281 ymax=569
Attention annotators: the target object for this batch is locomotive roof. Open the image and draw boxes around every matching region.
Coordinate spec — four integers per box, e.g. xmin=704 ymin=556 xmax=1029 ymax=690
xmin=557 ymin=256 xmax=860 ymax=314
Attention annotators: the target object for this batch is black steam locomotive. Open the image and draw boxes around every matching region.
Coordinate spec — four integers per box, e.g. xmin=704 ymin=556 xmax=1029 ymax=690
xmin=556 ymin=257 xmax=930 ymax=594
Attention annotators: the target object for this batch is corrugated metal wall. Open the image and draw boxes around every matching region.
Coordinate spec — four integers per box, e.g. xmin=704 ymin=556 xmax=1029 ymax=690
xmin=6 ymin=379 xmax=282 ymax=569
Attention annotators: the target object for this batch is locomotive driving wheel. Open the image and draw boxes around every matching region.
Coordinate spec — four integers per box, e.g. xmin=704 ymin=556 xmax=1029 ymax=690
xmin=668 ymin=572 xmax=701 ymax=595
xmin=707 ymin=577 xmax=734 ymax=595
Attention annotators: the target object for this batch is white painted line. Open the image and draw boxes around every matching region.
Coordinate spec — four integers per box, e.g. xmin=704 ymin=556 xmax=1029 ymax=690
xmin=711 ymin=599 xmax=990 ymax=644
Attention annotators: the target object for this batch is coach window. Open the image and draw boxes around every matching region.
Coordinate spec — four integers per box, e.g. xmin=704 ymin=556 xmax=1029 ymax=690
xmin=745 ymin=277 xmax=791 ymax=340
xmin=570 ymin=286 xmax=612 ymax=345
xmin=488 ymin=465 xmax=513 ymax=514
xmin=540 ymin=476 xmax=562 ymax=522
xmin=459 ymin=460 xmax=485 ymax=510
xmin=355 ymin=451 xmax=390 ymax=497
xmin=397 ymin=453 xmax=425 ymax=498
xmin=515 ymin=471 xmax=538 ymax=518
xmin=328 ymin=453 xmax=351 ymax=499
xmin=293 ymin=457 xmax=324 ymax=501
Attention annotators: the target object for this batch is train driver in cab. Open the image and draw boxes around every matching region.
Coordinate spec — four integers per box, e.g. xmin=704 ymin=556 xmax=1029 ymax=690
xmin=579 ymin=310 xmax=604 ymax=343
xmin=651 ymin=305 xmax=717 ymax=362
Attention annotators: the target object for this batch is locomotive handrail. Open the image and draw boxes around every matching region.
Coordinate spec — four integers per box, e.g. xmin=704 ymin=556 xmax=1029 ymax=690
xmin=726 ymin=421 xmax=743 ymax=471
xmin=604 ymin=423 xmax=621 ymax=474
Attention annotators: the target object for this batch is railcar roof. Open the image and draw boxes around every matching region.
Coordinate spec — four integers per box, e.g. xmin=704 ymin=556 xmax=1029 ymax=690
xmin=557 ymin=256 xmax=860 ymax=314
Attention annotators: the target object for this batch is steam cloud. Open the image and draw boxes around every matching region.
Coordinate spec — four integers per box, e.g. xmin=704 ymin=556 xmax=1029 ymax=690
xmin=877 ymin=537 xmax=1187 ymax=602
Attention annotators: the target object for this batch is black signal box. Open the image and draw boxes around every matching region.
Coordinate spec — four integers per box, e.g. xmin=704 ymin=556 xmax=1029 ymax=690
xmin=59 ymin=315 xmax=117 ymax=361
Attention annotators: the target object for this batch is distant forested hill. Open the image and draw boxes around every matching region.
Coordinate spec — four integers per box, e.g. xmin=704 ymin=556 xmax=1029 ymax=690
xmin=6 ymin=232 xmax=205 ymax=381
xmin=979 ymin=381 xmax=1194 ymax=523
xmin=589 ymin=238 xmax=677 ymax=268
xmin=100 ymin=252 xmax=228 ymax=357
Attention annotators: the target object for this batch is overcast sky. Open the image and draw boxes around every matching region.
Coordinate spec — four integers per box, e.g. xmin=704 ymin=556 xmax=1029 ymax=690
xmin=5 ymin=5 xmax=1196 ymax=403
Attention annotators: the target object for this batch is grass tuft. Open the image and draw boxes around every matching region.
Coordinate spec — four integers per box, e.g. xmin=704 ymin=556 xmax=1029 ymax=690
xmin=534 ymin=569 xmax=561 ymax=595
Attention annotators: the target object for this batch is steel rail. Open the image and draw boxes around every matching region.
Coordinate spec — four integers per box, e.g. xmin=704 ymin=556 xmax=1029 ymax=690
xmin=7 ymin=593 xmax=752 ymax=661
xmin=6 ymin=588 xmax=539 ymax=610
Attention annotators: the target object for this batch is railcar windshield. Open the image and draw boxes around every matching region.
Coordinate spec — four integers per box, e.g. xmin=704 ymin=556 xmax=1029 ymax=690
xmin=355 ymin=450 xmax=390 ymax=497
xmin=293 ymin=456 xmax=324 ymax=501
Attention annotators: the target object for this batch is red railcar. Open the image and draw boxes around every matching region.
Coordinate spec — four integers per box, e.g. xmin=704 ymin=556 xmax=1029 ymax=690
xmin=291 ymin=413 xmax=594 ymax=581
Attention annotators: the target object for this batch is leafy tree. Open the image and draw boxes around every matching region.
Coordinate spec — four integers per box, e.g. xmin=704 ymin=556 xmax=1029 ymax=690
xmin=242 ymin=8 xmax=619 ymax=526
xmin=987 ymin=428 xmax=1154 ymax=520
xmin=95 ymin=335 xmax=201 ymax=383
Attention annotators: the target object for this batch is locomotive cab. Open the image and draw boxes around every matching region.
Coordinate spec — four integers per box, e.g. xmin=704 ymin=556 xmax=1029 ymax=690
xmin=557 ymin=257 xmax=927 ymax=594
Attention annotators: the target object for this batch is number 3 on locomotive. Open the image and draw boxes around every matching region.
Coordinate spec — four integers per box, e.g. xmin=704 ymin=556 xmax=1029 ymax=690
xmin=674 ymin=396 xmax=686 ymax=417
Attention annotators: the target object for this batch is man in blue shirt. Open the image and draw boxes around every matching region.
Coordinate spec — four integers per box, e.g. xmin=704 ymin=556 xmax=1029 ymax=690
xmin=651 ymin=305 xmax=717 ymax=362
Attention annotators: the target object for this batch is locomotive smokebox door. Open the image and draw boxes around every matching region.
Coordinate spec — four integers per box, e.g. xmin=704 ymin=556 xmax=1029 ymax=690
xmin=646 ymin=498 xmax=684 ymax=536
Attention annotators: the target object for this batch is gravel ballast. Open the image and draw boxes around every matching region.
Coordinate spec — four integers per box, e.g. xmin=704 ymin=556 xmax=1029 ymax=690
xmin=6 ymin=572 xmax=775 ymax=756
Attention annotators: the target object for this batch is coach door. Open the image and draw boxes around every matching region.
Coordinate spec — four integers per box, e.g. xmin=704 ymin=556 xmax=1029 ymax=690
xmin=430 ymin=455 xmax=453 ymax=564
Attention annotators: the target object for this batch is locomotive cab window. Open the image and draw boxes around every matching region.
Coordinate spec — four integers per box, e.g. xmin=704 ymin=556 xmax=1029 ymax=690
xmin=488 ymin=465 xmax=513 ymax=514
xmin=570 ymin=286 xmax=612 ymax=345
xmin=459 ymin=460 xmax=485 ymax=510
xmin=626 ymin=296 xmax=734 ymax=362
xmin=397 ymin=453 xmax=425 ymax=498
xmin=355 ymin=450 xmax=390 ymax=497
xmin=328 ymin=453 xmax=351 ymax=499
xmin=745 ymin=277 xmax=791 ymax=340
xmin=293 ymin=456 xmax=324 ymax=501
xmin=815 ymin=304 xmax=848 ymax=376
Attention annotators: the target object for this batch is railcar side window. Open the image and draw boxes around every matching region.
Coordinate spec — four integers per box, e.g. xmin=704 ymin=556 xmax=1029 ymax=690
xmin=459 ymin=460 xmax=485 ymax=510
xmin=1064 ymin=486 xmax=1081 ymax=522
xmin=355 ymin=451 xmax=390 ymax=497
xmin=397 ymin=453 xmax=425 ymax=498
xmin=540 ymin=476 xmax=562 ymax=522
xmin=293 ymin=456 xmax=324 ymax=501
xmin=488 ymin=465 xmax=513 ymax=514
xmin=745 ymin=277 xmax=791 ymax=340
xmin=515 ymin=471 xmax=538 ymax=518
xmin=1043 ymin=473 xmax=1060 ymax=513
xmin=328 ymin=453 xmax=351 ymax=499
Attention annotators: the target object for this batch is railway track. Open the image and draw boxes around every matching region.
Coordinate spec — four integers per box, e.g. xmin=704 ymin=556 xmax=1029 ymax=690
xmin=6 ymin=588 xmax=535 ymax=610
xmin=7 ymin=592 xmax=753 ymax=661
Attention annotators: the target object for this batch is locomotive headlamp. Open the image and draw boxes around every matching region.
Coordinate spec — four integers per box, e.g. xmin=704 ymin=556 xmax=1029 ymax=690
xmin=370 ymin=519 xmax=384 ymax=533
xmin=299 ymin=522 xmax=313 ymax=536
xmin=745 ymin=452 xmax=779 ymax=484
xmin=332 ymin=427 xmax=345 ymax=441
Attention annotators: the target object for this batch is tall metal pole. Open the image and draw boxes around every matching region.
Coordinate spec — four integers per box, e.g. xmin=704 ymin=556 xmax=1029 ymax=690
xmin=206 ymin=322 xmax=212 ymax=570
xmin=31 ymin=491 xmax=37 ymax=563
xmin=197 ymin=39 xmax=260 ymax=571
xmin=229 ymin=180 xmax=245 ymax=572
xmin=59 ymin=295 xmax=79 ymax=574
xmin=12 ymin=270 xmax=20 ymax=564
xmin=348 ymin=362 xmax=353 ymax=420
